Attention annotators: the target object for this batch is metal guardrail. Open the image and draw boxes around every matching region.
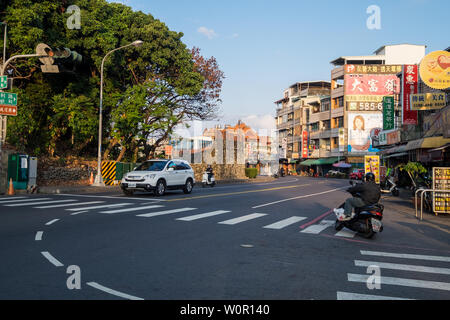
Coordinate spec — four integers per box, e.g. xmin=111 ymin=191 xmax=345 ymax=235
xmin=414 ymin=188 xmax=450 ymax=221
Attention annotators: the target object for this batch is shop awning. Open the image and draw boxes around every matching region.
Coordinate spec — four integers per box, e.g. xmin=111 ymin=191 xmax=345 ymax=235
xmin=314 ymin=157 xmax=339 ymax=165
xmin=384 ymin=152 xmax=408 ymax=159
xmin=405 ymin=136 xmax=450 ymax=151
xmin=300 ymin=157 xmax=339 ymax=166
xmin=298 ymin=159 xmax=317 ymax=166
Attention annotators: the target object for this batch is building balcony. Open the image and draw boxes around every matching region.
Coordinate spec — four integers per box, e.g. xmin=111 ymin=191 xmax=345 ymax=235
xmin=330 ymin=128 xmax=340 ymax=137
xmin=331 ymin=86 xmax=344 ymax=99
xmin=309 ymin=110 xmax=331 ymax=123
xmin=331 ymin=66 xmax=344 ymax=80
xmin=320 ymin=150 xmax=331 ymax=158
xmin=331 ymin=149 xmax=344 ymax=157
xmin=331 ymin=106 xmax=344 ymax=118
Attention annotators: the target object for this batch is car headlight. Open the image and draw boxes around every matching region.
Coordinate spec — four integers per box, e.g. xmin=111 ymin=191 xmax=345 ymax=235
xmin=144 ymin=174 xmax=156 ymax=180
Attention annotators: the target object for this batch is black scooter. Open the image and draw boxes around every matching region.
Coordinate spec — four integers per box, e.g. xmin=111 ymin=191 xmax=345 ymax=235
xmin=380 ymin=176 xmax=399 ymax=196
xmin=334 ymin=181 xmax=384 ymax=239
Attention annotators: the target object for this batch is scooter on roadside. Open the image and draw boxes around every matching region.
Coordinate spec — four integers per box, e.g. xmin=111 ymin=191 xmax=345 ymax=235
xmin=202 ymin=171 xmax=216 ymax=187
xmin=334 ymin=181 xmax=384 ymax=239
xmin=380 ymin=176 xmax=399 ymax=196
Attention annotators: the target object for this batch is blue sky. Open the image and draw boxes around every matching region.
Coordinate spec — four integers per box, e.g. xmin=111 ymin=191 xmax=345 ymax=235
xmin=112 ymin=0 xmax=449 ymax=131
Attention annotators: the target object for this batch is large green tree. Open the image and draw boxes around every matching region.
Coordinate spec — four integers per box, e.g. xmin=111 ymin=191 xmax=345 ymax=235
xmin=0 ymin=0 xmax=223 ymax=161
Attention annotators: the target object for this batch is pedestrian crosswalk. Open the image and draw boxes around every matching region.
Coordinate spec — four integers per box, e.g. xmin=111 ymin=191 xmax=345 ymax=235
xmin=0 ymin=196 xmax=360 ymax=237
xmin=337 ymin=250 xmax=450 ymax=300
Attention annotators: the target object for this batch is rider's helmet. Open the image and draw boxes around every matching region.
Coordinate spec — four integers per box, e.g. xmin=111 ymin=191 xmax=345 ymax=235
xmin=365 ymin=172 xmax=375 ymax=182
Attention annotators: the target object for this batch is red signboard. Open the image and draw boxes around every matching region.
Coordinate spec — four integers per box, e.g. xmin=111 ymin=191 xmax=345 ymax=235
xmin=402 ymin=65 xmax=418 ymax=125
xmin=344 ymin=74 xmax=400 ymax=96
xmin=0 ymin=105 xmax=17 ymax=116
xmin=302 ymin=131 xmax=308 ymax=158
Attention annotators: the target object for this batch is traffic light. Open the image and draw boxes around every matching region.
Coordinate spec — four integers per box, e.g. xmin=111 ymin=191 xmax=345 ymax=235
xmin=36 ymin=43 xmax=83 ymax=73
xmin=52 ymin=48 xmax=83 ymax=64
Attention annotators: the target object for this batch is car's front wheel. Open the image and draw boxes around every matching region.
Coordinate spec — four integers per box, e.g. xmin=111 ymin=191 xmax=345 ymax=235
xmin=183 ymin=179 xmax=193 ymax=194
xmin=154 ymin=180 xmax=166 ymax=196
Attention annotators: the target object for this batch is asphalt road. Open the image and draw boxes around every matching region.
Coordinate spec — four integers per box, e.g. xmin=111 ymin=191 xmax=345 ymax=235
xmin=0 ymin=176 xmax=449 ymax=300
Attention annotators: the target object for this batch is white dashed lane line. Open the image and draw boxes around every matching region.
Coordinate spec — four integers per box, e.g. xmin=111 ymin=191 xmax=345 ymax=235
xmin=41 ymin=251 xmax=64 ymax=267
xmin=86 ymin=282 xmax=144 ymax=300
xmin=35 ymin=231 xmax=43 ymax=241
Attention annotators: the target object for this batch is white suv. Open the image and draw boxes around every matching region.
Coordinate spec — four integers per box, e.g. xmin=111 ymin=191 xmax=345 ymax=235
xmin=120 ymin=159 xmax=195 ymax=196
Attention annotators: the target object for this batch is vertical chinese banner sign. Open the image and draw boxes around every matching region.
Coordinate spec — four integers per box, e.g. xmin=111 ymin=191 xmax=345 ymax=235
xmin=383 ymin=96 xmax=395 ymax=130
xmin=402 ymin=65 xmax=418 ymax=125
xmin=302 ymin=131 xmax=308 ymax=158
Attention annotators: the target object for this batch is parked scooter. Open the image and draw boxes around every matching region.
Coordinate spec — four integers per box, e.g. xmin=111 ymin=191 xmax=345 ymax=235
xmin=334 ymin=181 xmax=384 ymax=239
xmin=202 ymin=171 xmax=216 ymax=187
xmin=380 ymin=176 xmax=399 ymax=196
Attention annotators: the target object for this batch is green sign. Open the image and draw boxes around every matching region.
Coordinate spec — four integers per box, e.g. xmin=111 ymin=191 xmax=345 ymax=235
xmin=0 ymin=92 xmax=17 ymax=106
xmin=383 ymin=96 xmax=394 ymax=130
xmin=0 ymin=76 xmax=7 ymax=89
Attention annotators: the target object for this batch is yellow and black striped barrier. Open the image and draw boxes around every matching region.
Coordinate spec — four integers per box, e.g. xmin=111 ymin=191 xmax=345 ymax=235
xmin=101 ymin=161 xmax=117 ymax=185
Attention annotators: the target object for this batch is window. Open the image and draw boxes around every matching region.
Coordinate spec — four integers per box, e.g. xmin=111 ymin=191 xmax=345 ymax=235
xmin=135 ymin=160 xmax=168 ymax=172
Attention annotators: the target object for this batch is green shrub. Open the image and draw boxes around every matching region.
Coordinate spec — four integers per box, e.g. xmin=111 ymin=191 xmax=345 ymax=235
xmin=245 ymin=168 xmax=258 ymax=179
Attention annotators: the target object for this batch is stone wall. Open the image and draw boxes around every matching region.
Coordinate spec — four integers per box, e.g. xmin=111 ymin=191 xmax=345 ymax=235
xmin=190 ymin=163 xmax=247 ymax=182
xmin=37 ymin=157 xmax=97 ymax=186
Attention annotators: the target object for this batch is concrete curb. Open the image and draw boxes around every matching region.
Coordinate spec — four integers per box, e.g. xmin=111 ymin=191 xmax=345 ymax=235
xmin=18 ymin=176 xmax=278 ymax=195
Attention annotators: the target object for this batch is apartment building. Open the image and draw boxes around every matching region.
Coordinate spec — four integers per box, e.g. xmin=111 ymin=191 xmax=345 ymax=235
xmin=275 ymin=81 xmax=331 ymax=164
xmin=329 ymin=44 xmax=427 ymax=168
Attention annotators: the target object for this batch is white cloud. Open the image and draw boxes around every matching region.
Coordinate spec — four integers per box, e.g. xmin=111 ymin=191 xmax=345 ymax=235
xmin=241 ymin=114 xmax=276 ymax=132
xmin=197 ymin=26 xmax=218 ymax=39
xmin=231 ymin=33 xmax=239 ymax=39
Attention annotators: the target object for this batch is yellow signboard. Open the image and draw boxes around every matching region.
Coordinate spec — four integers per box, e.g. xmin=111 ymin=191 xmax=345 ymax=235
xmin=364 ymin=155 xmax=380 ymax=184
xmin=411 ymin=93 xmax=447 ymax=110
xmin=419 ymin=50 xmax=450 ymax=90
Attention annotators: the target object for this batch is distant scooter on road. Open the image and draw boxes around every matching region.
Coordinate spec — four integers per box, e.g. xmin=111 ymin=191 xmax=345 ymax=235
xmin=202 ymin=171 xmax=216 ymax=187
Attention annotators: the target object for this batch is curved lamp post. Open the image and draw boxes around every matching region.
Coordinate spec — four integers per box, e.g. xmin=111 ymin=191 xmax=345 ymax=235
xmin=93 ymin=40 xmax=144 ymax=186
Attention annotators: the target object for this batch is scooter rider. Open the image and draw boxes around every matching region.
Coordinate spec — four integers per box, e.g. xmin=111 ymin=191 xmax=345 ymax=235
xmin=206 ymin=165 xmax=214 ymax=183
xmin=334 ymin=172 xmax=381 ymax=219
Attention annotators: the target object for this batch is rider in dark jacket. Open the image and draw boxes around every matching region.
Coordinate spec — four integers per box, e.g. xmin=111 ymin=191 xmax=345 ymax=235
xmin=335 ymin=172 xmax=381 ymax=219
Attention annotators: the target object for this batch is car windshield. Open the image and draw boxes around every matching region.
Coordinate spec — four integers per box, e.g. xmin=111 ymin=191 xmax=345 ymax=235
xmin=135 ymin=161 xmax=168 ymax=172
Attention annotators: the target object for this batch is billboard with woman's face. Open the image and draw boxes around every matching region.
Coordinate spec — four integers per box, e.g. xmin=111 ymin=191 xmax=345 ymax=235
xmin=348 ymin=112 xmax=382 ymax=154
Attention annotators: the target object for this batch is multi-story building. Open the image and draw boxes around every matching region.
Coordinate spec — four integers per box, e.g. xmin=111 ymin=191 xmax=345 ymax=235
xmin=328 ymin=44 xmax=427 ymax=169
xmin=274 ymin=81 xmax=331 ymax=167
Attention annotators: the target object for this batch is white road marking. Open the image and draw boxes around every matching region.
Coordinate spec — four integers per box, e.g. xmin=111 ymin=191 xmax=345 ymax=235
xmin=101 ymin=205 xmax=163 ymax=214
xmin=300 ymin=220 xmax=335 ymax=234
xmin=252 ymin=187 xmax=346 ymax=208
xmin=335 ymin=228 xmax=358 ymax=238
xmin=34 ymin=201 xmax=104 ymax=209
xmin=137 ymin=208 xmax=197 ymax=218
xmin=360 ymin=250 xmax=450 ymax=262
xmin=56 ymin=194 xmax=166 ymax=202
xmin=347 ymin=273 xmax=450 ymax=291
xmin=86 ymin=282 xmax=144 ymax=300
xmin=5 ymin=199 xmax=76 ymax=207
xmin=0 ymin=196 xmax=28 ymax=201
xmin=218 ymin=213 xmax=267 ymax=225
xmin=0 ymin=198 xmax=51 ymax=204
xmin=45 ymin=219 xmax=60 ymax=226
xmin=263 ymin=216 xmax=307 ymax=229
xmin=41 ymin=251 xmax=64 ymax=267
xmin=70 ymin=210 xmax=88 ymax=216
xmin=66 ymin=203 xmax=133 ymax=211
xmin=354 ymin=260 xmax=450 ymax=275
xmin=35 ymin=231 xmax=43 ymax=241
xmin=336 ymin=291 xmax=414 ymax=300
xmin=176 ymin=210 xmax=230 ymax=221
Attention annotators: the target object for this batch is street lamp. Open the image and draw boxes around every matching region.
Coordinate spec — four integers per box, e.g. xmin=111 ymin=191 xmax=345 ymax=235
xmin=93 ymin=40 xmax=144 ymax=186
